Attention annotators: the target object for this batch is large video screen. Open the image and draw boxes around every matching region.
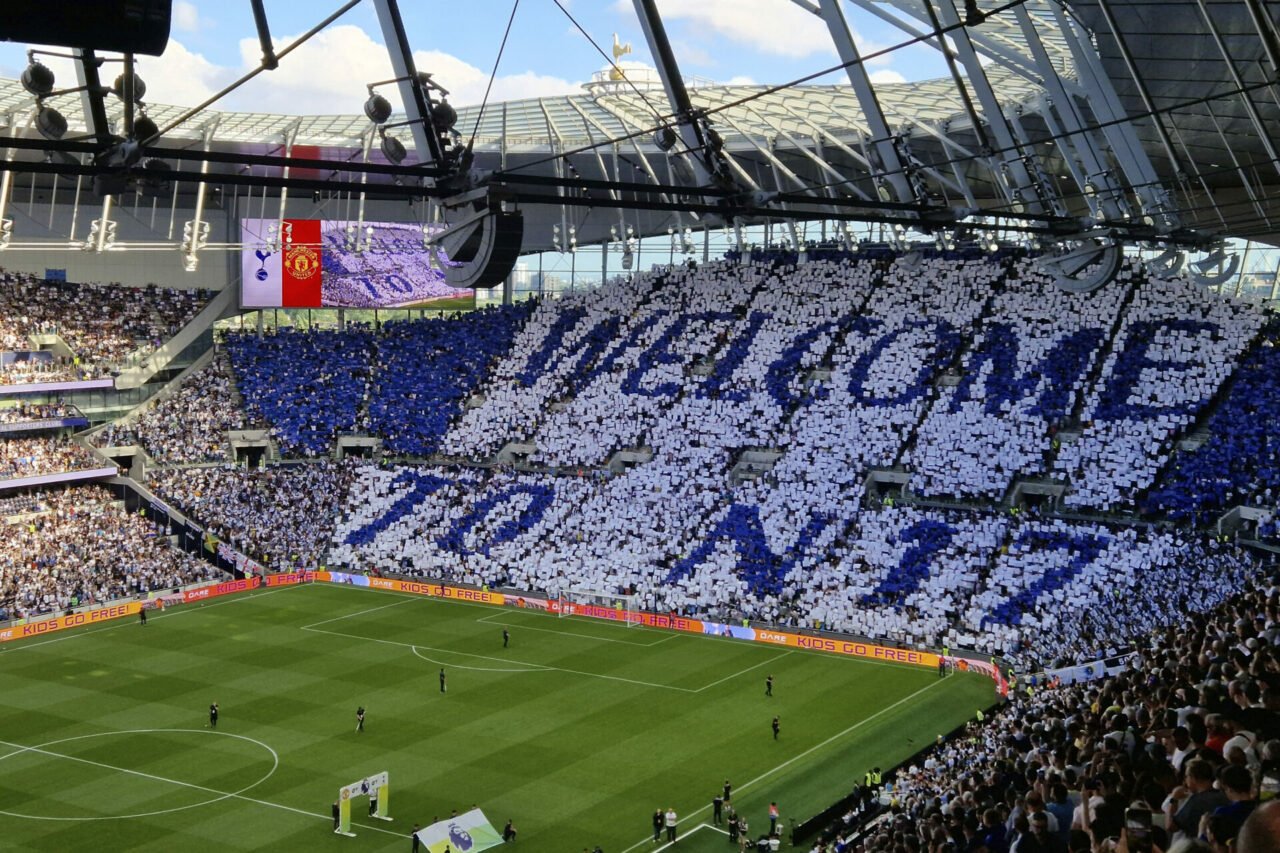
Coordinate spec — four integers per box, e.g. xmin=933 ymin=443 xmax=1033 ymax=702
xmin=240 ymin=218 xmax=475 ymax=310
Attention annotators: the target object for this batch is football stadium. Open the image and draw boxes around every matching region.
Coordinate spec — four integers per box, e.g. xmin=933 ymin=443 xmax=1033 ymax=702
xmin=0 ymin=0 xmax=1278 ymax=851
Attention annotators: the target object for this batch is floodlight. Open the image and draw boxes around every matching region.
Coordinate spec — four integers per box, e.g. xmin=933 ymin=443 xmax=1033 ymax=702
xmin=380 ymin=133 xmax=407 ymax=165
xmin=112 ymin=72 xmax=146 ymax=101
xmin=133 ymin=114 xmax=160 ymax=143
xmin=35 ymin=105 xmax=68 ymax=140
xmin=964 ymin=0 xmax=986 ymax=26
xmin=364 ymin=92 xmax=393 ymax=124
xmin=653 ymin=126 xmax=677 ymax=151
xmin=21 ymin=61 xmax=55 ymax=97
xmin=430 ymin=100 xmax=457 ymax=133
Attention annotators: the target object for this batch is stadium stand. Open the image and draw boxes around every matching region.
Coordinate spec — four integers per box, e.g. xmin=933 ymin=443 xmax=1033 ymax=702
xmin=0 ymin=486 xmax=220 ymax=621
xmin=1053 ymin=273 xmax=1266 ymax=510
xmin=822 ymin=555 xmax=1279 ymax=853
xmin=225 ymin=327 xmax=374 ymax=456
xmin=3 ymin=252 xmax=1277 ymax=850
xmin=0 ymin=402 xmax=81 ymax=425
xmin=148 ymin=461 xmax=357 ymax=572
xmin=0 ymin=270 xmax=205 ymax=384
xmin=91 ymin=351 xmax=252 ymax=463
xmin=1146 ymin=329 xmax=1280 ymax=523
xmin=367 ymin=302 xmax=535 ymax=457
xmin=0 ymin=436 xmax=105 ymax=480
xmin=906 ymin=261 xmax=1128 ymax=498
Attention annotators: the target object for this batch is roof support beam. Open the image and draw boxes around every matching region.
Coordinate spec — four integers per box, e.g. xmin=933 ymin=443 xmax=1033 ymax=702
xmin=813 ymin=0 xmax=917 ymax=206
xmin=631 ymin=0 xmax=730 ymax=191
xmin=371 ymin=0 xmax=445 ymax=173
xmin=1051 ymin=4 xmax=1177 ymax=230
xmin=923 ymin=0 xmax=1048 ymax=215
xmin=1013 ymin=6 xmax=1124 ymax=222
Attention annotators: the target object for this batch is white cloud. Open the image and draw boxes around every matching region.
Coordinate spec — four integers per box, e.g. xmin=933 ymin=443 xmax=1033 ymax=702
xmin=223 ymin=25 xmax=578 ymax=115
xmin=868 ymin=69 xmax=906 ymax=85
xmin=411 ymin=49 xmax=579 ymax=107
xmin=5 ymin=24 xmax=582 ymax=122
xmin=137 ymin=39 xmax=229 ymax=110
xmin=650 ymin=0 xmax=834 ymax=59
xmin=172 ymin=1 xmax=201 ymax=33
xmin=725 ymin=75 xmax=757 ymax=86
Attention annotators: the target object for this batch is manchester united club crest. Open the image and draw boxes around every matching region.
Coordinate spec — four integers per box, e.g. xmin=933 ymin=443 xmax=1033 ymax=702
xmin=284 ymin=245 xmax=320 ymax=279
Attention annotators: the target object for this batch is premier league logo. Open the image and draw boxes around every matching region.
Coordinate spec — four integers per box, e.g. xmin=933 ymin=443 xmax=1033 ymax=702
xmin=448 ymin=824 xmax=474 ymax=850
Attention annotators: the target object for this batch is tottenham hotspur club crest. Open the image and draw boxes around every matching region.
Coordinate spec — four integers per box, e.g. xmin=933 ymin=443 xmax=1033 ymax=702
xmin=254 ymin=249 xmax=271 ymax=281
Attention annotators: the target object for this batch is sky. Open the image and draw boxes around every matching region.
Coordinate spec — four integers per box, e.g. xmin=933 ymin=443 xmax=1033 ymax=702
xmin=0 ymin=0 xmax=952 ymax=116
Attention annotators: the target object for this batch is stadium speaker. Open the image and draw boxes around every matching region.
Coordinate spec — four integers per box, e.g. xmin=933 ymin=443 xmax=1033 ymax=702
xmin=0 ymin=0 xmax=172 ymax=57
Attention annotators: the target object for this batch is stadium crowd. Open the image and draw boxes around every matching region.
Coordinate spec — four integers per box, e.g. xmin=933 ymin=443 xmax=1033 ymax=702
xmin=0 ymin=436 xmax=104 ymax=480
xmin=0 ymin=269 xmax=206 ymax=383
xmin=822 ymin=552 xmax=1280 ymax=853
xmin=92 ymin=352 xmax=252 ymax=463
xmin=149 ymin=461 xmax=357 ymax=571
xmin=1146 ymin=332 xmax=1280 ymax=524
xmin=0 ymin=402 xmax=80 ymax=425
xmin=0 ymin=486 xmax=220 ymax=622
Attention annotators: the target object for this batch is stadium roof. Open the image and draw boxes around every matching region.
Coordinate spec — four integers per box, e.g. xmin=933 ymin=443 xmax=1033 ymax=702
xmin=0 ymin=0 xmax=1275 ymax=256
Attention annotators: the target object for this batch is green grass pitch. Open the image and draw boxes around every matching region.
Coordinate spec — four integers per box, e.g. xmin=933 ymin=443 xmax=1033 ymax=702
xmin=0 ymin=582 xmax=995 ymax=852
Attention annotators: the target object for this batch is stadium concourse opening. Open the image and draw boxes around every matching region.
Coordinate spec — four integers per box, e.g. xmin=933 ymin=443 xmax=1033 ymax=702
xmin=0 ymin=0 xmax=1278 ymax=850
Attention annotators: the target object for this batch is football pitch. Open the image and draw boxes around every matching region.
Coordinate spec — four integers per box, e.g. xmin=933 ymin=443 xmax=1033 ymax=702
xmin=0 ymin=583 xmax=995 ymax=851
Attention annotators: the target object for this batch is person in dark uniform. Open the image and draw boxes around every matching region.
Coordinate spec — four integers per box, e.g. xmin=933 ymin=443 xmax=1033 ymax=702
xmin=713 ymin=794 xmax=724 ymax=824
xmin=503 ymin=819 xmax=517 ymax=841
xmin=503 ymin=628 xmax=510 ymax=648
xmin=729 ymin=813 xmax=740 ymax=843
xmin=440 ymin=668 xmax=447 ymax=693
xmin=765 ymin=674 xmax=773 ymax=696
xmin=772 ymin=715 xmax=780 ymax=740
xmin=356 ymin=706 xmax=365 ymax=733
xmin=652 ymin=808 xmax=663 ymax=842
xmin=332 ymin=800 xmax=341 ymax=831
xmin=139 ymin=604 xmax=147 ymax=626
xmin=724 ymin=779 xmax=733 ymax=802
xmin=411 ymin=824 xmax=422 ymax=851
xmin=209 ymin=701 xmax=219 ymax=728
xmin=369 ymin=792 xmax=378 ymax=817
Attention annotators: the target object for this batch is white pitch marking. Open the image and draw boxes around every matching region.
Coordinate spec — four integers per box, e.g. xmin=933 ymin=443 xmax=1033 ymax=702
xmin=472 ymin=614 xmax=676 ymax=647
xmin=297 ymin=596 xmax=418 ymax=630
xmin=618 ymin=675 xmax=953 ymax=853
xmin=410 ymin=646 xmax=549 ymax=673
xmin=0 ymin=728 xmax=278 ymax=822
xmin=693 ymin=649 xmax=796 ymax=694
xmin=627 ymin=821 xmax=725 ymax=853
xmin=0 ymin=729 xmax=402 ymax=837
xmin=302 ymin=624 xmax=698 ymax=693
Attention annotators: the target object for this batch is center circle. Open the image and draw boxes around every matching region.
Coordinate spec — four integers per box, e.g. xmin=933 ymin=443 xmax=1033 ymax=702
xmin=0 ymin=728 xmax=279 ymax=822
